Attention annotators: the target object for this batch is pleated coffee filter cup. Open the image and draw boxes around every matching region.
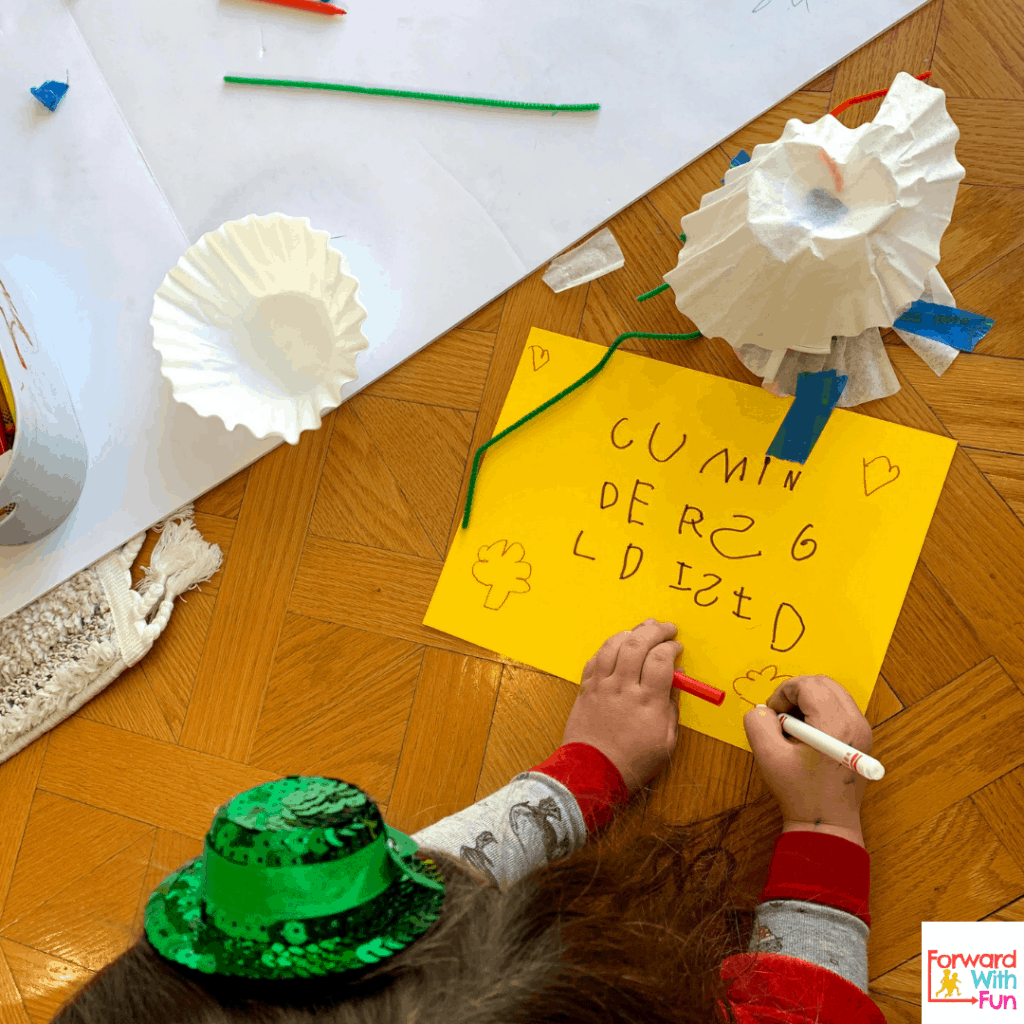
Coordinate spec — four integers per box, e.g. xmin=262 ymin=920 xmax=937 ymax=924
xmin=152 ymin=214 xmax=369 ymax=444
xmin=663 ymin=72 xmax=965 ymax=355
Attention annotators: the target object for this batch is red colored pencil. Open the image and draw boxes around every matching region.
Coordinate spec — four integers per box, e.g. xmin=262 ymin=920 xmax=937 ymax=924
xmin=246 ymin=0 xmax=346 ymax=15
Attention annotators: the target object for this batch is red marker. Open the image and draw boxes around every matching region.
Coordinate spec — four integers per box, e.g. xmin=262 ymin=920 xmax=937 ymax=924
xmin=246 ymin=0 xmax=346 ymax=15
xmin=672 ymin=670 xmax=725 ymax=706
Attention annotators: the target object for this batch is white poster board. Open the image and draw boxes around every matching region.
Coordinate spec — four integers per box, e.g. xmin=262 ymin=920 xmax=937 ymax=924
xmin=0 ymin=0 xmax=928 ymax=618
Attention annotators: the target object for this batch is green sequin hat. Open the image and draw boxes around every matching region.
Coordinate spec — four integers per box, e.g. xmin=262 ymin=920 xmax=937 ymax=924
xmin=144 ymin=776 xmax=446 ymax=979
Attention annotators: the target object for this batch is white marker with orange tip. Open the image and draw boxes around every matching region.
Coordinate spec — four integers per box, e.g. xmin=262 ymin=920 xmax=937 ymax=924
xmin=760 ymin=706 xmax=885 ymax=781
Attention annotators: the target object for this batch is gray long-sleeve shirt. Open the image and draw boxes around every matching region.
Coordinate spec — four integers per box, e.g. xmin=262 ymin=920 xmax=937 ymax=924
xmin=411 ymin=771 xmax=869 ymax=993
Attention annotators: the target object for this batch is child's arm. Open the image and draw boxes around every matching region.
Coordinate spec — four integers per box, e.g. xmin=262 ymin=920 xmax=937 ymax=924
xmin=410 ymin=768 xmax=590 ymax=888
xmin=411 ymin=620 xmax=680 ymax=884
xmin=725 ymin=676 xmax=882 ymax=1020
xmin=412 ymin=622 xmax=882 ymax=1019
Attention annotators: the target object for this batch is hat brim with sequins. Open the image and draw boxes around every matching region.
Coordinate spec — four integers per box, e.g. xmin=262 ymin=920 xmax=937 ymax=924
xmin=144 ymin=776 xmax=447 ymax=979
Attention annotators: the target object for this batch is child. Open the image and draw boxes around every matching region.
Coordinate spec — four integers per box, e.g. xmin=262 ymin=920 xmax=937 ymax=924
xmin=51 ymin=619 xmax=883 ymax=1023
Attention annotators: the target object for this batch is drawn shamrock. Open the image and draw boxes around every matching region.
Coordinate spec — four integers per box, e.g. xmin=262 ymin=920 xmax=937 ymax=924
xmin=732 ymin=665 xmax=792 ymax=707
xmin=472 ymin=540 xmax=532 ymax=610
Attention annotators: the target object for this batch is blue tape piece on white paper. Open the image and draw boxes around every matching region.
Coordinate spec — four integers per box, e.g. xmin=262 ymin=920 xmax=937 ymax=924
xmin=30 ymin=80 xmax=69 ymax=112
xmin=893 ymin=300 xmax=994 ymax=351
xmin=767 ymin=369 xmax=848 ymax=465
xmin=721 ymin=149 xmax=751 ymax=184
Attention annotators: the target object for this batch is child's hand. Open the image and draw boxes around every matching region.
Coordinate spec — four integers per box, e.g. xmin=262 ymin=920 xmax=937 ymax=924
xmin=743 ymin=675 xmax=872 ymax=847
xmin=561 ymin=619 xmax=681 ymax=795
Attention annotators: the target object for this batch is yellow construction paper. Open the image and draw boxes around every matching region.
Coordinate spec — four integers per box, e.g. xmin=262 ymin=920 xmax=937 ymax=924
xmin=424 ymin=329 xmax=957 ymax=752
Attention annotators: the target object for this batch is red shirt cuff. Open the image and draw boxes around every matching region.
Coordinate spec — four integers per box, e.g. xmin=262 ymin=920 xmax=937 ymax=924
xmin=528 ymin=743 xmax=629 ymax=832
xmin=760 ymin=832 xmax=871 ymax=927
xmin=720 ymin=953 xmax=886 ymax=1023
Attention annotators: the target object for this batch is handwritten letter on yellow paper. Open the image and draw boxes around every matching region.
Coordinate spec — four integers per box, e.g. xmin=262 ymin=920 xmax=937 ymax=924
xmin=424 ymin=329 xmax=956 ymax=752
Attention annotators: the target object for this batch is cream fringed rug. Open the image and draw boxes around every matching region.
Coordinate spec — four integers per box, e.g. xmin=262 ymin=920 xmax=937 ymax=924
xmin=0 ymin=505 xmax=222 ymax=766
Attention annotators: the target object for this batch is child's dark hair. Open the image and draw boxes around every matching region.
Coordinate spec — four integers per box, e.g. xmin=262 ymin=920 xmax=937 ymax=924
xmin=50 ymin=794 xmax=781 ymax=1024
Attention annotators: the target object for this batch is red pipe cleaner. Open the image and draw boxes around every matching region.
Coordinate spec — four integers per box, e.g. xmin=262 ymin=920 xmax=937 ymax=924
xmin=830 ymin=71 xmax=932 ymax=117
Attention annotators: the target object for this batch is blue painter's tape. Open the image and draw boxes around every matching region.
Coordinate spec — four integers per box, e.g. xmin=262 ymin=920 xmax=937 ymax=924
xmin=893 ymin=300 xmax=994 ymax=351
xmin=767 ymin=369 xmax=848 ymax=465
xmin=721 ymin=149 xmax=751 ymax=184
xmin=30 ymin=80 xmax=69 ymax=112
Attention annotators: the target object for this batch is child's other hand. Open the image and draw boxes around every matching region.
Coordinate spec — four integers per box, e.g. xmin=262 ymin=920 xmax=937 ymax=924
xmin=562 ymin=619 xmax=681 ymax=795
xmin=743 ymin=675 xmax=872 ymax=847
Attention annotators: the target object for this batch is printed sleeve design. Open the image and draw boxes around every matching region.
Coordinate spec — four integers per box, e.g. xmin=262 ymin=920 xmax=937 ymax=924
xmin=458 ymin=831 xmax=500 ymax=888
xmin=410 ymin=771 xmax=586 ymax=888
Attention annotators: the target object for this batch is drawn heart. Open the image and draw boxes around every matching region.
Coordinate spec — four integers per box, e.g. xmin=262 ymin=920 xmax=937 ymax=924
xmin=529 ymin=345 xmax=550 ymax=371
xmin=863 ymin=455 xmax=900 ymax=496
xmin=732 ymin=665 xmax=792 ymax=708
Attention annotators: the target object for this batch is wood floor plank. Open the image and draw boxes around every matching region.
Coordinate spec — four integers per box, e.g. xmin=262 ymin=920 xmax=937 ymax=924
xmin=475 ymin=665 xmax=578 ymax=801
xmin=0 ymin=939 xmax=90 ymax=1024
xmin=578 ymin=279 xmax=653 ymax=354
xmin=866 ymin=673 xmax=903 ymax=727
xmin=351 ymin=396 xmax=476 ymax=559
xmin=803 ymin=66 xmax=838 ymax=92
xmin=646 ymin=147 xmax=733 ymax=233
xmin=880 ymin=558 xmax=988 ymax=705
xmin=964 ymin=447 xmax=1024 ymax=522
xmin=932 ymin=0 xmax=1024 ymax=100
xmin=0 ymin=792 xmax=151 ymax=932
xmin=192 ymin=467 xmax=250 ymax=520
xmin=0 ymin=834 xmax=152 ymax=971
xmin=952 ymin=244 xmax=1024 ymax=360
xmin=947 ymin=99 xmax=1024 ymax=187
xmin=888 ymin=347 xmax=1024 ymax=454
xmin=988 ymin=895 xmax=1024 ymax=921
xmin=135 ymin=591 xmax=217 ymax=742
xmin=870 ymin=954 xmax=921 ymax=1003
xmin=0 ymin=740 xmax=46 ymax=924
xmin=869 ymin=797 xmax=1024 ymax=975
xmin=859 ymin=372 xmax=1024 ymax=687
xmin=38 ymin=717 xmax=277 ymax=840
xmin=920 ymin=446 xmax=1024 ymax=687
xmin=861 ymin=659 xmax=1024 ymax=851
xmin=248 ymin=615 xmax=424 ymax=801
xmin=444 ymin=268 xmax=590 ymax=553
xmin=938 ymin=185 xmax=1024 ymax=293
xmin=360 ymin=329 xmax=494 ymax=411
xmin=0 ymin=941 xmax=31 ymax=1024
xmin=129 ymin=828 xmax=203 ymax=938
xmin=386 ymin=649 xmax=501 ymax=835
xmin=179 ymin=417 xmax=335 ymax=761
xmin=290 ymin=536 xmax=499 ymax=660
xmin=309 ymin=400 xmax=436 ymax=559
xmin=646 ymin=730 xmax=752 ymax=825
xmin=830 ymin=0 xmax=945 ymax=130
xmin=973 ymin=767 xmax=1024 ymax=875
xmin=581 ymin=197 xmax=700 ymax=346
xmin=75 ymin=661 xmax=175 ymax=744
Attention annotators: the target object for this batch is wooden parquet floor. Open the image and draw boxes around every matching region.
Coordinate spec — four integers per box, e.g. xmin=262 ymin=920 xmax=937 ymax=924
xmin=3 ymin=4 xmax=1024 ymax=1021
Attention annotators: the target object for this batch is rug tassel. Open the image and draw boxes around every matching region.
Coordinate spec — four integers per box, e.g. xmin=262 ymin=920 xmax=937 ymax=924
xmin=131 ymin=510 xmax=223 ymax=648
xmin=144 ymin=512 xmax=222 ymax=606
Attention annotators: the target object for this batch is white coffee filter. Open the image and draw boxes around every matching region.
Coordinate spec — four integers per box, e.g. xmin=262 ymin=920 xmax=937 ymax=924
xmin=151 ymin=213 xmax=369 ymax=445
xmin=663 ymin=73 xmax=965 ymax=355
